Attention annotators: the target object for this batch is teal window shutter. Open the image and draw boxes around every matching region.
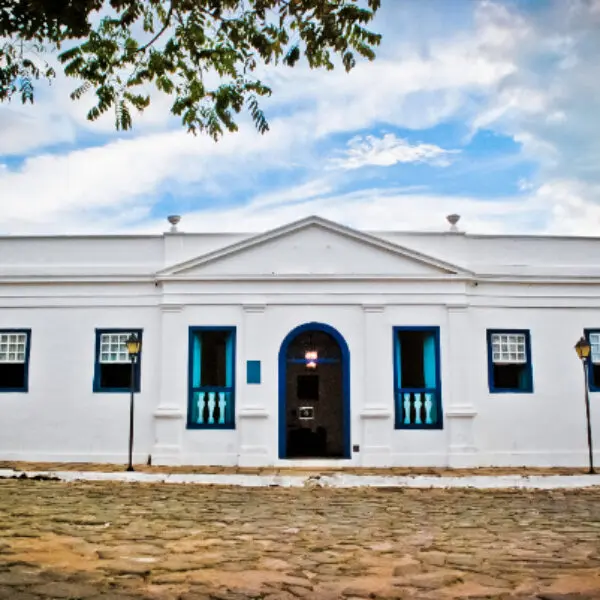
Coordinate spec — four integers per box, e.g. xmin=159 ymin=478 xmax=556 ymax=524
xmin=225 ymin=332 xmax=234 ymax=426
xmin=395 ymin=334 xmax=402 ymax=389
xmin=423 ymin=334 xmax=436 ymax=388
xmin=192 ymin=333 xmax=202 ymax=387
xmin=225 ymin=332 xmax=233 ymax=387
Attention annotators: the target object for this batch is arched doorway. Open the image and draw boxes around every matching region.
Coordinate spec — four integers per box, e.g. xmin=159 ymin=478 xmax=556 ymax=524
xmin=278 ymin=322 xmax=350 ymax=459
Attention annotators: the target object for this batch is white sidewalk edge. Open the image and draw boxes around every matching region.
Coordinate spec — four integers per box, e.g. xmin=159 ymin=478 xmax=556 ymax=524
xmin=2 ymin=469 xmax=600 ymax=489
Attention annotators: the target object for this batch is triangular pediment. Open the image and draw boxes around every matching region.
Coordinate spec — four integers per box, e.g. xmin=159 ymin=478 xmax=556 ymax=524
xmin=157 ymin=216 xmax=469 ymax=279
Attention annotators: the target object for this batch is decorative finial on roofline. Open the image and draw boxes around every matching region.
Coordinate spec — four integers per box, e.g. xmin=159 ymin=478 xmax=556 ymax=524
xmin=167 ymin=215 xmax=181 ymax=233
xmin=446 ymin=214 xmax=460 ymax=232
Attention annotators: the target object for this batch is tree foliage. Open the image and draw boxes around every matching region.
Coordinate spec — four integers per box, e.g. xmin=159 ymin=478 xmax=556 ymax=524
xmin=0 ymin=0 xmax=381 ymax=138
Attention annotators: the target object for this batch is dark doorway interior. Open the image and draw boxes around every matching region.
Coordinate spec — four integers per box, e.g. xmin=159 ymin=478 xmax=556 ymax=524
xmin=284 ymin=330 xmax=344 ymax=458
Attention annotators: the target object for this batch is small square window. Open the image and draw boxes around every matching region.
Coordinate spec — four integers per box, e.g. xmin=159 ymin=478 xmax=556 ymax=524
xmin=94 ymin=330 xmax=142 ymax=392
xmin=487 ymin=330 xmax=532 ymax=393
xmin=490 ymin=333 xmax=527 ymax=364
xmin=0 ymin=330 xmax=31 ymax=392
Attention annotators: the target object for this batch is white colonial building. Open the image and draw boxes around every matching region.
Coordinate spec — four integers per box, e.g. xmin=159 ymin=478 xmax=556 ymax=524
xmin=1 ymin=214 xmax=599 ymax=468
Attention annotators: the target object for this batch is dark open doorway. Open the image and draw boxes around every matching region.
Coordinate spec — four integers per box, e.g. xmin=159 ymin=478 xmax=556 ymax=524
xmin=278 ymin=323 xmax=350 ymax=459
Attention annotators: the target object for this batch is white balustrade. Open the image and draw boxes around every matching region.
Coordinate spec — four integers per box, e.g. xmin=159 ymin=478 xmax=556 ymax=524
xmin=196 ymin=390 xmax=229 ymax=425
xmin=399 ymin=390 xmax=437 ymax=426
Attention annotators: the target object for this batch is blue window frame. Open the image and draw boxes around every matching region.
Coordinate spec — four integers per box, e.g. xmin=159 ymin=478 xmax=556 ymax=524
xmin=584 ymin=329 xmax=600 ymax=391
xmin=188 ymin=326 xmax=236 ymax=429
xmin=487 ymin=329 xmax=533 ymax=393
xmin=93 ymin=329 xmax=142 ymax=393
xmin=0 ymin=329 xmax=31 ymax=392
xmin=393 ymin=326 xmax=443 ymax=429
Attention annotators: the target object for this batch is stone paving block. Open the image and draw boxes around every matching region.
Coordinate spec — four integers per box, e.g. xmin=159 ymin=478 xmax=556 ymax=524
xmin=537 ymin=594 xmax=599 ymax=600
xmin=0 ymin=589 xmax=41 ymax=600
xmin=0 ymin=570 xmax=43 ymax=586
xmin=29 ymin=581 xmax=100 ymax=598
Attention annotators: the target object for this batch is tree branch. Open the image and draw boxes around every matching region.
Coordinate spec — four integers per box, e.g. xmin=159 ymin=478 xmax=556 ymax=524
xmin=136 ymin=1 xmax=175 ymax=53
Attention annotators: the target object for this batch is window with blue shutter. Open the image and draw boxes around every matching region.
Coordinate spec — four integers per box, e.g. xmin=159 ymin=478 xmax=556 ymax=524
xmin=0 ymin=329 xmax=31 ymax=392
xmin=487 ymin=330 xmax=533 ymax=393
xmin=393 ymin=327 xmax=442 ymax=429
xmin=188 ymin=327 xmax=236 ymax=429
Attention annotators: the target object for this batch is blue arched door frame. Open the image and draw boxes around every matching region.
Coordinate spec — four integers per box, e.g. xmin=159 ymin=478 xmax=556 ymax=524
xmin=278 ymin=322 xmax=351 ymax=459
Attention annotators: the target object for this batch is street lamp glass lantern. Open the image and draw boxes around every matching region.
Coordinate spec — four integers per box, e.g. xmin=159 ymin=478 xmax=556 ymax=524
xmin=575 ymin=336 xmax=591 ymax=361
xmin=126 ymin=333 xmax=141 ymax=358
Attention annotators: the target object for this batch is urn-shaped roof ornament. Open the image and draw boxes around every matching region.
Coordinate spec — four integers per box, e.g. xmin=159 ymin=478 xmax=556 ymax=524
xmin=167 ymin=215 xmax=181 ymax=233
xmin=446 ymin=214 xmax=460 ymax=232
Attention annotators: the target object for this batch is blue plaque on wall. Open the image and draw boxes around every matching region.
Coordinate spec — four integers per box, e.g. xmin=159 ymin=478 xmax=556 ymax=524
xmin=247 ymin=360 xmax=261 ymax=384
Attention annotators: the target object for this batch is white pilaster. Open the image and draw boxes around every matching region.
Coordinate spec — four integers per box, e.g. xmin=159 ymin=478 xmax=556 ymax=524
xmin=152 ymin=304 xmax=186 ymax=465
xmin=360 ymin=304 xmax=393 ymax=466
xmin=445 ymin=304 xmax=477 ymax=467
xmin=238 ymin=304 xmax=270 ymax=466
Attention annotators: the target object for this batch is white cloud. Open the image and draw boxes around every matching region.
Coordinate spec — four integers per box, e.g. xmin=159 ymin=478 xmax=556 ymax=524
xmin=2 ymin=1 xmax=600 ymax=237
xmin=453 ymin=0 xmax=600 ymax=237
xmin=126 ymin=182 xmax=550 ymax=236
xmin=330 ymin=133 xmax=459 ymax=170
xmin=470 ymin=1 xmax=600 ymax=183
xmin=0 ymin=15 xmax=505 ymax=232
xmin=260 ymin=38 xmax=515 ymax=138
xmin=0 ymin=0 xmax=515 ymax=154
xmin=0 ymin=104 xmax=76 ymax=156
xmin=0 ymin=106 xmax=324 ymax=233
xmin=251 ymin=179 xmax=334 ymax=210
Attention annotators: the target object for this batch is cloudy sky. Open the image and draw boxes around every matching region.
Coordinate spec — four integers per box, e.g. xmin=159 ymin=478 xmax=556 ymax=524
xmin=2 ymin=0 xmax=600 ymax=236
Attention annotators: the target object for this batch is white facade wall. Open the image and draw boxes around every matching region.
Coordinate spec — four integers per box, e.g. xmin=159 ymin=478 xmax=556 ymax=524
xmin=0 ymin=303 xmax=159 ymax=463
xmin=1 ymin=216 xmax=599 ymax=468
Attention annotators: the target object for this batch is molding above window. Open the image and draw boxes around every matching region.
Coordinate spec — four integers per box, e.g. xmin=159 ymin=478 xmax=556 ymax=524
xmin=160 ymin=304 xmax=184 ymax=313
xmin=243 ymin=304 xmax=266 ymax=314
xmin=362 ymin=304 xmax=385 ymax=313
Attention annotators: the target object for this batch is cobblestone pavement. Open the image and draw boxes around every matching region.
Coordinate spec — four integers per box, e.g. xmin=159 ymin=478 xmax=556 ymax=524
xmin=1 ymin=481 xmax=600 ymax=600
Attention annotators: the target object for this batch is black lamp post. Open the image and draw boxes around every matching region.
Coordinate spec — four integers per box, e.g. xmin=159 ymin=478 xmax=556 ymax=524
xmin=125 ymin=333 xmax=141 ymax=472
xmin=574 ymin=336 xmax=595 ymax=474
